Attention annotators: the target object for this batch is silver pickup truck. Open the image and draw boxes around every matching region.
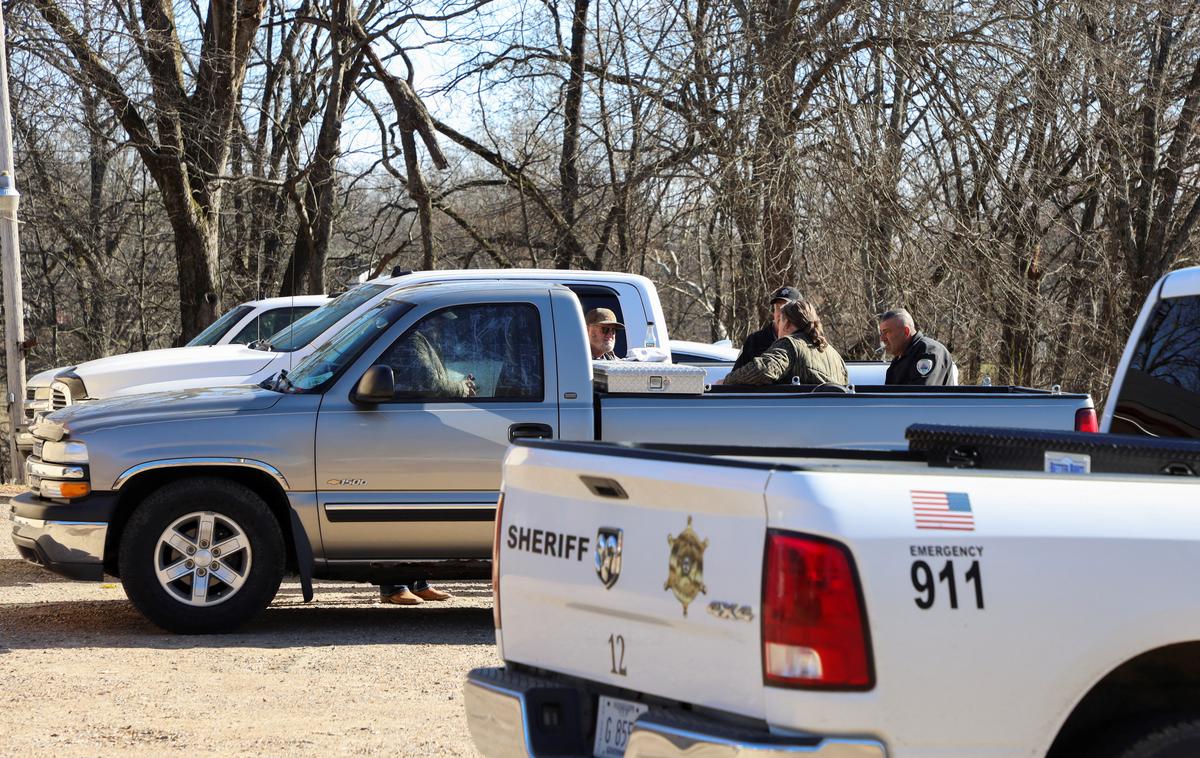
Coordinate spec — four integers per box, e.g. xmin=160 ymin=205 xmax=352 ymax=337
xmin=11 ymin=280 xmax=1095 ymax=633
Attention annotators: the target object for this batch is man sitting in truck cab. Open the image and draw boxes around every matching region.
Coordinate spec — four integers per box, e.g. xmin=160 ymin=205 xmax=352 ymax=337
xmin=719 ymin=300 xmax=848 ymax=386
xmin=384 ymin=321 xmax=477 ymax=398
xmin=586 ymin=308 xmax=624 ymax=360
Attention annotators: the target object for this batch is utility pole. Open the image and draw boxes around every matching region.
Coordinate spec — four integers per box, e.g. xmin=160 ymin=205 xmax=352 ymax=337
xmin=0 ymin=3 xmax=26 ymax=483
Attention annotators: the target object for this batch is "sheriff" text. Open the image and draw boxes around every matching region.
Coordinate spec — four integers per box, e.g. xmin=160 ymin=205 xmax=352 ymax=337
xmin=507 ymin=525 xmax=591 ymax=561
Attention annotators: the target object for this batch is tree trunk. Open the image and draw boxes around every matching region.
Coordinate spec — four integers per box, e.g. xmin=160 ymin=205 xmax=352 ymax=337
xmin=554 ymin=0 xmax=591 ymax=269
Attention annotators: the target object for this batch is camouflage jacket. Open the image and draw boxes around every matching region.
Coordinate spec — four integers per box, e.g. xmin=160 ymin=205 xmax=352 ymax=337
xmin=723 ymin=335 xmax=849 ymax=386
xmin=390 ymin=331 xmax=470 ymax=398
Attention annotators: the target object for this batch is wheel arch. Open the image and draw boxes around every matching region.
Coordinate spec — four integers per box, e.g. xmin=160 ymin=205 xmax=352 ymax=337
xmin=1048 ymin=641 xmax=1200 ymax=757
xmin=103 ymin=461 xmax=303 ymax=578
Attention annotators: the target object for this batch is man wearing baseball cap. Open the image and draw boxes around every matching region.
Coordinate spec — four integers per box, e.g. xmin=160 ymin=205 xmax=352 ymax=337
xmin=586 ymin=308 xmax=624 ymax=360
xmin=732 ymin=286 xmax=801 ymax=370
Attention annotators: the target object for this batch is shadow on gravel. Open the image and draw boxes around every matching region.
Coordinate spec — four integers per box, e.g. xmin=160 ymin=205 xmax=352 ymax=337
xmin=0 ymin=599 xmax=495 ymax=651
xmin=0 ymin=558 xmax=69 ymax=587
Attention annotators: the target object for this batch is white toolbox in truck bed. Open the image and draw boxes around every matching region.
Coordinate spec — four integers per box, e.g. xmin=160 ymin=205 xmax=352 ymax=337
xmin=592 ymin=362 xmax=707 ymax=394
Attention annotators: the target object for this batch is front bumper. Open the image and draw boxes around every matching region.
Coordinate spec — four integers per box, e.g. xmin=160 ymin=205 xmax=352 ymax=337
xmin=9 ymin=491 xmax=115 ymax=581
xmin=464 ymin=667 xmax=886 ymax=758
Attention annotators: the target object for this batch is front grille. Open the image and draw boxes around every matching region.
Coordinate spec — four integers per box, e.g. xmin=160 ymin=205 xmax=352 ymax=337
xmin=51 ymin=388 xmax=68 ymax=409
xmin=24 ymin=386 xmax=37 ymax=421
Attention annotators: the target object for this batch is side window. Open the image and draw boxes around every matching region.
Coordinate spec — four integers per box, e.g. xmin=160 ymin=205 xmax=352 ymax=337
xmin=377 ymin=303 xmax=544 ymax=402
xmin=672 ymin=351 xmax=723 ymax=364
xmin=1111 ymin=295 xmax=1200 ymax=438
xmin=230 ymin=306 xmax=319 ymax=345
xmin=565 ymin=285 xmax=627 ymax=358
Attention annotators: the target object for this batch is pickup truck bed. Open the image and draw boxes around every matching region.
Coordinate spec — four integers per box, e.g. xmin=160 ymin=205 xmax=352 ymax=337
xmin=469 ymin=429 xmax=1200 ymax=758
xmin=597 ymin=384 xmax=1091 ymax=449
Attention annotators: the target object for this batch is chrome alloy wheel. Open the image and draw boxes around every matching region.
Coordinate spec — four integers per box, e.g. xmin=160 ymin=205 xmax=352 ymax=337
xmin=154 ymin=511 xmax=252 ymax=607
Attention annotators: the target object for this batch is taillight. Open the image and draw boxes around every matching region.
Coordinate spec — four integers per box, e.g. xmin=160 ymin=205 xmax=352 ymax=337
xmin=492 ymin=492 xmax=504 ymax=629
xmin=1075 ymin=408 xmax=1099 ymax=433
xmin=762 ymin=531 xmax=873 ymax=689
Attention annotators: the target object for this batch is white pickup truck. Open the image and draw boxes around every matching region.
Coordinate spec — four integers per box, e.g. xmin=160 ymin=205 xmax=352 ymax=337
xmin=465 ymin=264 xmax=1200 ymax=758
xmin=19 ymin=295 xmax=328 ymax=447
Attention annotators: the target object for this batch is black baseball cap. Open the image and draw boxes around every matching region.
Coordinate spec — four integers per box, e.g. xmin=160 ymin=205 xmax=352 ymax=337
xmin=769 ymin=286 xmax=801 ymax=304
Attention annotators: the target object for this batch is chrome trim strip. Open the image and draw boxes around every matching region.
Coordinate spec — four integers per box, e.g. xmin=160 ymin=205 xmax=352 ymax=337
xmin=323 ymin=503 xmax=495 ymax=511
xmin=113 ymin=458 xmax=290 ymax=491
xmin=628 ymin=719 xmax=887 ymax=758
xmin=324 ymin=557 xmax=492 ymax=565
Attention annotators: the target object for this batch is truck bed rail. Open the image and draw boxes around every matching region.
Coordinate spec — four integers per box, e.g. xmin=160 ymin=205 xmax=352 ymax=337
xmin=907 ymin=424 xmax=1200 ymax=476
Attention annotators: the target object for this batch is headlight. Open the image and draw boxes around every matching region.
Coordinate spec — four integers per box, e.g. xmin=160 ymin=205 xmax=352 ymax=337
xmin=41 ymin=440 xmax=88 ymax=463
xmin=39 ymin=479 xmax=91 ymax=499
xmin=33 ymin=386 xmax=53 ymax=401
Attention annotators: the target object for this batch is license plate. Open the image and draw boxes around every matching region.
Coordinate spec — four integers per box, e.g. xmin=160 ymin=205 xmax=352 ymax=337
xmin=593 ymin=695 xmax=648 ymax=758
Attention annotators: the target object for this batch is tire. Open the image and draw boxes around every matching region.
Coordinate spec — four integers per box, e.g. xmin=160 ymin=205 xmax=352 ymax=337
xmin=1091 ymin=714 xmax=1200 ymax=758
xmin=118 ymin=477 xmax=285 ymax=634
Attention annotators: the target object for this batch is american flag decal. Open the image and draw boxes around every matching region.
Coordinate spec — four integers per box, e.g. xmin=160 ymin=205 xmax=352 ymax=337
xmin=911 ymin=490 xmax=975 ymax=531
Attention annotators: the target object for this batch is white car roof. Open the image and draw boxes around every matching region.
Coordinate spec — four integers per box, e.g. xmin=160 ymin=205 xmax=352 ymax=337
xmin=1161 ymin=266 xmax=1200 ymax=298
xmin=669 ymin=340 xmax=739 ymax=360
xmin=242 ymin=295 xmax=330 ymax=308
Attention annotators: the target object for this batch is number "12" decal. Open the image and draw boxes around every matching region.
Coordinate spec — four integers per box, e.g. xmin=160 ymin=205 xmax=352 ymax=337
xmin=911 ymin=560 xmax=984 ymax=610
xmin=608 ymin=634 xmax=627 ymax=675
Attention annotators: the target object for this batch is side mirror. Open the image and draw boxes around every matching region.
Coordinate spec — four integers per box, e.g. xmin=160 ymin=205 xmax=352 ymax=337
xmin=353 ymin=365 xmax=395 ymax=404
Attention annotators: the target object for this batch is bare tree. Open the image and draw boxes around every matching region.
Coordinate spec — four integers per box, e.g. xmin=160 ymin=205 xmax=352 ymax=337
xmin=28 ymin=0 xmax=268 ymax=341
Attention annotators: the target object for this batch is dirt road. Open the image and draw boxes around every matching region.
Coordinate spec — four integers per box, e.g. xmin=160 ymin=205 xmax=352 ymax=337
xmin=0 ymin=495 xmax=499 ymax=756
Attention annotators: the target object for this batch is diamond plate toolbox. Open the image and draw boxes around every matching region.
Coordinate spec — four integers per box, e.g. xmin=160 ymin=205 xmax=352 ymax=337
xmin=592 ymin=362 xmax=708 ymax=394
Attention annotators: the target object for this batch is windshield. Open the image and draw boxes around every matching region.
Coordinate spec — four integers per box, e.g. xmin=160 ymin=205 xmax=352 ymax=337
xmin=262 ymin=284 xmax=389 ymax=352
xmin=282 ymin=300 xmax=414 ymax=392
xmin=186 ymin=305 xmax=253 ymax=346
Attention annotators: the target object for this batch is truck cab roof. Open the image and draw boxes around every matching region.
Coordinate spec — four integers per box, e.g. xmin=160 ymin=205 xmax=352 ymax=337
xmin=381 ymin=279 xmax=571 ymax=303
xmin=374 ymin=267 xmax=657 ymax=288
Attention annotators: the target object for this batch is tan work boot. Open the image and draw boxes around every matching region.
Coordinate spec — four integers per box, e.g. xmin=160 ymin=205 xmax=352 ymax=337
xmin=382 ymin=588 xmax=424 ymax=605
xmin=414 ymin=585 xmax=453 ymax=601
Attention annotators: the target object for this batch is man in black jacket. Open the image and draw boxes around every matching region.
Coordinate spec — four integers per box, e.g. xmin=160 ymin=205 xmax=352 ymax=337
xmin=732 ymin=286 xmax=802 ymax=370
xmin=878 ymin=308 xmax=957 ymax=385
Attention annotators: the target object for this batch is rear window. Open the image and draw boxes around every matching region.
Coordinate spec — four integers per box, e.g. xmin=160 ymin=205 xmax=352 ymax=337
xmin=1110 ymin=295 xmax=1200 ymax=438
xmin=565 ymin=284 xmax=627 ymax=357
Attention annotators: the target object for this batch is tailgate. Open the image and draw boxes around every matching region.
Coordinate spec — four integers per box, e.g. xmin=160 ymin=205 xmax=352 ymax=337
xmin=498 ymin=443 xmax=772 ymax=719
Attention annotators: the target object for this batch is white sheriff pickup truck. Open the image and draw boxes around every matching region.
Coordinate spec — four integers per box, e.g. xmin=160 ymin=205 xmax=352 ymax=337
xmin=465 ymin=264 xmax=1200 ymax=758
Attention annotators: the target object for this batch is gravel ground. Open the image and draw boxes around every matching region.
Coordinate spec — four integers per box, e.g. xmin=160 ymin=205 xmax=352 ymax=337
xmin=0 ymin=492 xmax=499 ymax=756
